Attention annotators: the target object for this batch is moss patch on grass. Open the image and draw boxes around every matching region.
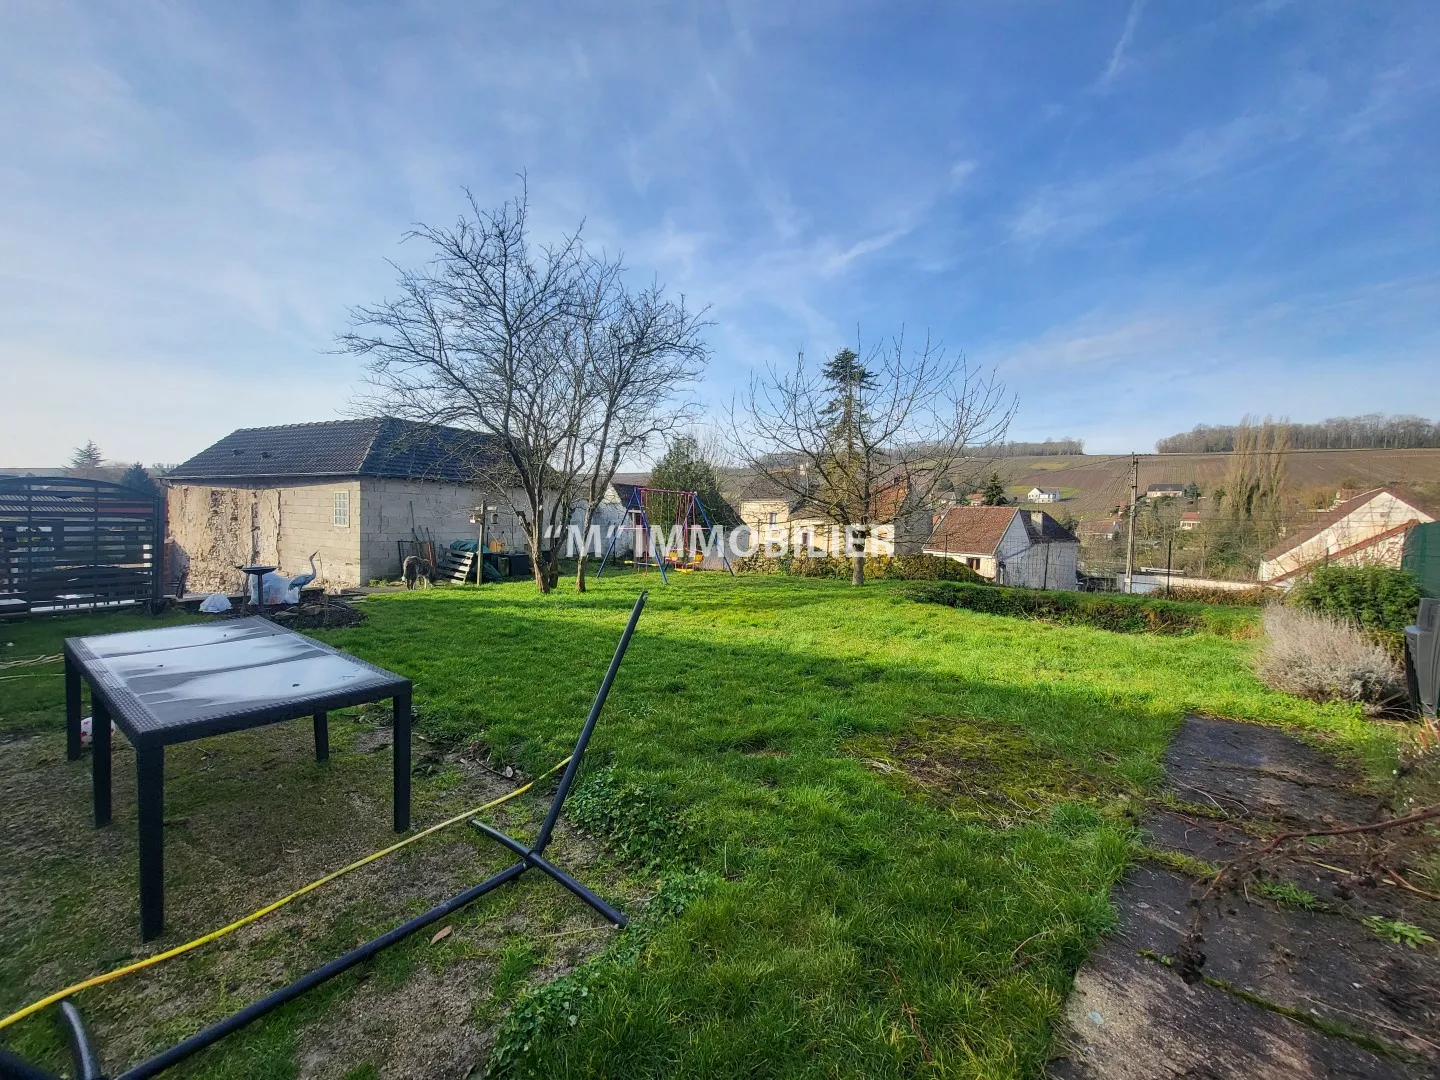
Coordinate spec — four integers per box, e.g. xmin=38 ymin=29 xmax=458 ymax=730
xmin=848 ymin=714 xmax=1107 ymax=822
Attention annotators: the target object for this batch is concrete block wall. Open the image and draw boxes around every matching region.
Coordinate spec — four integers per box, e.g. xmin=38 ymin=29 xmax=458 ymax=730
xmin=360 ymin=478 xmax=529 ymax=582
xmin=274 ymin=480 xmax=362 ymax=587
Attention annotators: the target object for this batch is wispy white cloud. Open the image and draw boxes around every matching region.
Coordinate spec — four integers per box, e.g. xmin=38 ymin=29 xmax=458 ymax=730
xmin=1098 ymin=0 xmax=1147 ymax=88
xmin=1008 ymin=97 xmax=1313 ymax=247
xmin=820 ymin=224 xmax=915 ymax=275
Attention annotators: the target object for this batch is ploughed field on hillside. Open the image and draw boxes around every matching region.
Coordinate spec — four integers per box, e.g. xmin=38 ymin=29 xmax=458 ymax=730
xmin=997 ymin=447 xmax=1440 ymax=518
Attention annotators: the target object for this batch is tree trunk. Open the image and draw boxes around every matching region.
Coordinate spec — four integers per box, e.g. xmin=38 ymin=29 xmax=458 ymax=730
xmin=573 ymin=502 xmax=602 ymax=593
xmin=528 ymin=533 xmax=550 ymax=594
xmin=540 ymin=542 xmax=561 ymax=592
xmin=852 ymin=552 xmax=865 ymax=586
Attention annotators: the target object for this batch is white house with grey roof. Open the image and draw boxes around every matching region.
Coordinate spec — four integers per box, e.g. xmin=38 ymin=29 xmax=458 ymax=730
xmin=165 ymin=418 xmax=529 ymax=592
xmin=922 ymin=505 xmax=1079 ymax=589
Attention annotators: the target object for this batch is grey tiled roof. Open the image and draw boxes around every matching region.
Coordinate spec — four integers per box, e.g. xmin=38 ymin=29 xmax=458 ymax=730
xmin=1019 ymin=509 xmax=1079 ymax=544
xmin=167 ymin=418 xmax=504 ymax=484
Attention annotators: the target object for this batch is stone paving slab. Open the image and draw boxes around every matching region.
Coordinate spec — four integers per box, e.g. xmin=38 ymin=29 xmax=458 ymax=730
xmin=1146 ymin=808 xmax=1440 ymax=942
xmin=1051 ymin=715 xmax=1440 ymax=1079
xmin=1107 ymin=865 xmax=1440 ymax=1061
xmin=1162 ymin=716 xmax=1380 ymax=825
xmin=1051 ymin=944 xmax=1423 ymax=1080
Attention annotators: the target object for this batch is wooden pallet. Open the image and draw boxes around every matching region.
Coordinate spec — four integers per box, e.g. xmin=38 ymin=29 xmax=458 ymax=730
xmin=436 ymin=548 xmax=476 ymax=584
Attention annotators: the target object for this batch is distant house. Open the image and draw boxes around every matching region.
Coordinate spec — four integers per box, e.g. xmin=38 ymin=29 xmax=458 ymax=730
xmin=966 ymin=492 xmax=986 ymax=506
xmin=1026 ymin=487 xmax=1062 ymax=503
xmin=923 ymin=506 xmax=1079 ymax=589
xmin=1078 ymin=517 xmax=1124 ymax=542
xmin=1145 ymin=483 xmax=1186 ymax=499
xmin=166 ymin=418 xmax=528 ymax=592
xmin=1258 ymin=487 xmax=1437 ymax=585
xmin=1179 ymin=511 xmax=1201 ymax=531
xmin=736 ymin=478 xmax=931 ymax=557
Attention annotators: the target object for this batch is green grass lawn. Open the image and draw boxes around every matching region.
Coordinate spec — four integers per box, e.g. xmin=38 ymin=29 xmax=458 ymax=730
xmin=0 ymin=575 xmax=1396 ymax=1078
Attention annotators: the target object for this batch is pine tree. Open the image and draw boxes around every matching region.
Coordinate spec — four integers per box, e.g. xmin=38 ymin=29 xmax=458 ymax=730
xmin=819 ymin=348 xmax=877 ymax=454
xmin=119 ymin=463 xmax=160 ymax=498
xmin=981 ymin=471 xmax=1008 ymax=505
xmin=68 ymin=440 xmax=103 ymax=471
xmin=648 ymin=436 xmax=739 ymax=527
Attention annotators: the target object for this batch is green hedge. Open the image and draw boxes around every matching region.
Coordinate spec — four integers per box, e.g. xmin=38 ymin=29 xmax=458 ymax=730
xmin=735 ymin=552 xmax=985 ymax=583
xmin=1286 ymin=564 xmax=1421 ymax=634
xmin=906 ymin=581 xmax=1258 ymax=638
xmin=1165 ymin=584 xmax=1273 ymax=606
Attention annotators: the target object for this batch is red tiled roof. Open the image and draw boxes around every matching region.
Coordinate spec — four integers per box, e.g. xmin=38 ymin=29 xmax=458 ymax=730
xmin=1261 ymin=486 xmax=1437 ymax=560
xmin=922 ymin=506 xmax=1018 ymax=555
xmin=1266 ymin=521 xmax=1419 ymax=584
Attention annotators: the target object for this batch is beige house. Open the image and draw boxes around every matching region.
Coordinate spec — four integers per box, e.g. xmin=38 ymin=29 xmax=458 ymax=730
xmin=1078 ymin=517 xmax=1124 ymax=542
xmin=1259 ymin=487 xmax=1436 ymax=585
xmin=166 ymin=418 xmax=527 ymax=592
xmin=736 ymin=481 xmax=932 ymax=558
xmin=923 ymin=505 xmax=1079 ymax=590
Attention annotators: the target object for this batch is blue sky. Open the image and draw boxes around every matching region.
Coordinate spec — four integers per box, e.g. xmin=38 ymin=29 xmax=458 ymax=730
xmin=2 ymin=1 xmax=1436 ymax=466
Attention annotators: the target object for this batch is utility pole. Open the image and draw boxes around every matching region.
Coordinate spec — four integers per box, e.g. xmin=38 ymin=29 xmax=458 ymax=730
xmin=471 ymin=498 xmax=490 ymax=584
xmin=1123 ymin=453 xmax=1138 ymax=594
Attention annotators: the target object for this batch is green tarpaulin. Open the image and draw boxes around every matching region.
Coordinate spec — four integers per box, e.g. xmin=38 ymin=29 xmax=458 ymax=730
xmin=1403 ymin=521 xmax=1440 ymax=597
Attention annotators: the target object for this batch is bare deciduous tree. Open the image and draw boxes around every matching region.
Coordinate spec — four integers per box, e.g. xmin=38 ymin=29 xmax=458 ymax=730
xmin=731 ymin=333 xmax=1013 ymax=585
xmin=570 ymin=279 xmax=708 ymax=592
xmin=339 ymin=185 xmax=707 ymax=593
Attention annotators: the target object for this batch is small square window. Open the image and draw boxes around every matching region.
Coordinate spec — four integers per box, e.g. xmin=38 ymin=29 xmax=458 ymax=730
xmin=333 ymin=491 xmax=350 ymax=528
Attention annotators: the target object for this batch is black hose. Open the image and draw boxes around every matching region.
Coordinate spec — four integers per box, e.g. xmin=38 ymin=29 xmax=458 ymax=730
xmin=0 ymin=1046 xmax=59 ymax=1080
xmin=116 ymin=861 xmax=528 ymax=1080
xmin=533 ymin=590 xmax=647 ymax=851
xmin=59 ymin=1001 xmax=102 ymax=1080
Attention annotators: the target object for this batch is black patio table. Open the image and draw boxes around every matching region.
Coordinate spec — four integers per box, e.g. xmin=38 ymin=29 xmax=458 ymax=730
xmin=63 ymin=616 xmax=412 ymax=941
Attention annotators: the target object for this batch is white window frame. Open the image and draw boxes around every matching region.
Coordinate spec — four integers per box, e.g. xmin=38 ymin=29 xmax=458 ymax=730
xmin=333 ymin=490 xmax=350 ymax=528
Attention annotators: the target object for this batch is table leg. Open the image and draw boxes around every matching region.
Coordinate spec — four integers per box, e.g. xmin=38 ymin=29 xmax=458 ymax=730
xmin=392 ymin=689 xmax=411 ymax=832
xmin=65 ymin=658 xmax=82 ymax=761
xmin=92 ymin=697 xmax=112 ymax=828
xmin=313 ymin=711 xmax=329 ymax=763
xmin=137 ymin=746 xmax=165 ymax=941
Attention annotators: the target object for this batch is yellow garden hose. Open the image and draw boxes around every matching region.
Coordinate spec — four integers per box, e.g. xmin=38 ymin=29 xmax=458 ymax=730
xmin=0 ymin=755 xmax=572 ymax=1032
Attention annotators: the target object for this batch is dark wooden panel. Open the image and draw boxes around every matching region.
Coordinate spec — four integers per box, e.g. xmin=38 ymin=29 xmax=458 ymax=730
xmin=0 ymin=477 xmax=162 ymax=616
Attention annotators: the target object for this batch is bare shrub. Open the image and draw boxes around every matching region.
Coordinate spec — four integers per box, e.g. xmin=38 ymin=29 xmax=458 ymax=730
xmin=1256 ymin=605 xmax=1406 ymax=709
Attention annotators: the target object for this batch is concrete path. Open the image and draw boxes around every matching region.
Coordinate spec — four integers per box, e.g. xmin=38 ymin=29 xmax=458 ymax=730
xmin=1050 ymin=715 xmax=1440 ymax=1079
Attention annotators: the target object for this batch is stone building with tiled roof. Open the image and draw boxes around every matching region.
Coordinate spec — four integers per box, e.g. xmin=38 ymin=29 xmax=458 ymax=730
xmin=165 ymin=418 xmax=528 ymax=591
xmin=922 ymin=505 xmax=1079 ymax=589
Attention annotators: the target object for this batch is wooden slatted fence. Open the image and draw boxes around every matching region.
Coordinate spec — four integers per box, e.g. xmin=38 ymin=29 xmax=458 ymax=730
xmin=0 ymin=477 xmax=164 ymax=616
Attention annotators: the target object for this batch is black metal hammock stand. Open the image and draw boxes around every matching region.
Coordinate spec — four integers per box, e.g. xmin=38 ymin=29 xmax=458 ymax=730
xmin=0 ymin=592 xmax=649 ymax=1080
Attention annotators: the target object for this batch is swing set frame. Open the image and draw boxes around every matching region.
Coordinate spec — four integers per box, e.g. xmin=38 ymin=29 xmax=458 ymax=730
xmin=595 ymin=486 xmax=734 ymax=583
